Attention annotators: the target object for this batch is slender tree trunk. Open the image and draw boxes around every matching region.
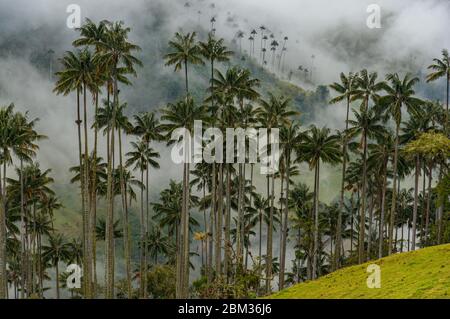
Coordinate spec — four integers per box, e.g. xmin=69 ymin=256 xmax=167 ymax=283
xmin=400 ymin=223 xmax=404 ymax=252
xmin=258 ymin=206 xmax=263 ymax=290
xmin=203 ymin=183 xmax=207 ymax=270
xmin=358 ymin=133 xmax=368 ymax=264
xmin=279 ymin=154 xmax=290 ymax=290
xmin=55 ymin=261 xmax=60 ymax=299
xmin=91 ymin=91 xmax=99 ymax=298
xmin=407 ymin=219 xmax=411 ymax=251
xmin=207 ymin=59 xmax=215 ymax=283
xmin=0 ymin=157 xmax=6 ymax=298
xmin=183 ymin=162 xmax=191 ymax=297
xmin=367 ymin=195 xmax=374 ymax=260
xmin=139 ymin=169 xmax=146 ymax=298
xmin=437 ymin=166 xmax=443 ymax=244
xmin=224 ymin=164 xmax=231 ymax=280
xmin=412 ymin=156 xmax=419 ymax=250
xmin=176 ymin=163 xmax=186 ymax=298
xmin=312 ymin=163 xmax=320 ymax=280
xmin=20 ymin=159 xmax=26 ymax=299
xmin=143 ymin=153 xmax=150 ymax=299
xmin=424 ymin=162 xmax=432 ymax=244
xmin=388 ymin=124 xmax=400 ymax=255
xmin=118 ymin=129 xmax=132 ymax=298
xmin=446 ymin=74 xmax=449 ymax=130
xmin=350 ymin=192 xmax=354 ymax=256
xmin=266 ymin=171 xmax=275 ymax=292
xmin=105 ymin=75 xmax=118 ymax=299
xmin=73 ymin=88 xmax=88 ymax=298
xmin=82 ymin=84 xmax=92 ymax=298
xmin=207 ymin=163 xmax=215 ymax=283
xmin=335 ymin=96 xmax=350 ymax=270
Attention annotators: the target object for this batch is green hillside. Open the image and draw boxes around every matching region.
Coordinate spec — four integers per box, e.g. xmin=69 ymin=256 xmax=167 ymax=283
xmin=270 ymin=244 xmax=450 ymax=299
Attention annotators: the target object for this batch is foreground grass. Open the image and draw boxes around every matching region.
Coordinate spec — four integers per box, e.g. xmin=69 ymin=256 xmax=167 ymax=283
xmin=269 ymin=244 xmax=450 ymax=299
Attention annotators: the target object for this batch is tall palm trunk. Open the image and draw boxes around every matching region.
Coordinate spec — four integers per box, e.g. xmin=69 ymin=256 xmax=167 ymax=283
xmin=82 ymin=84 xmax=92 ymax=298
xmin=279 ymin=153 xmax=290 ymax=290
xmin=144 ymin=159 xmax=149 ymax=298
xmin=335 ymin=95 xmax=350 ymax=269
xmin=236 ymin=161 xmax=244 ymax=269
xmin=207 ymin=58 xmax=215 ymax=283
xmin=358 ymin=132 xmax=368 ymax=263
xmin=118 ymin=128 xmax=132 ymax=298
xmin=202 ymin=182 xmax=207 ymax=270
xmin=139 ymin=169 xmax=146 ymax=298
xmin=0 ymin=156 xmax=6 ymax=298
xmin=105 ymin=74 xmax=118 ymax=299
xmin=411 ymin=156 xmax=419 ymax=250
xmin=215 ymin=164 xmax=223 ymax=278
xmin=207 ymin=163 xmax=215 ymax=283
xmin=183 ymin=162 xmax=191 ymax=296
xmin=378 ymin=164 xmax=387 ymax=258
xmin=367 ymin=195 xmax=374 ymax=260
xmin=424 ymin=162 xmax=432 ymax=244
xmin=55 ymin=260 xmax=60 ymax=299
xmin=74 ymin=88 xmax=88 ymax=297
xmin=388 ymin=124 xmax=400 ymax=255
xmin=258 ymin=206 xmax=263 ymax=290
xmin=176 ymin=144 xmax=187 ymax=299
xmin=224 ymin=164 xmax=231 ymax=280
xmin=91 ymin=92 xmax=99 ymax=297
xmin=312 ymin=162 xmax=320 ymax=280
xmin=265 ymin=171 xmax=275 ymax=293
xmin=20 ymin=159 xmax=27 ymax=299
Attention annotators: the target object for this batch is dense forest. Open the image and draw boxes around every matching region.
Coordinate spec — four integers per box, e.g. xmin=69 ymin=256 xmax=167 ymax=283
xmin=0 ymin=11 xmax=449 ymax=299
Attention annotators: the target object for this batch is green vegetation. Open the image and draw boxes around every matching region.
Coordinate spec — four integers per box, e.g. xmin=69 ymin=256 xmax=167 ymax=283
xmin=270 ymin=244 xmax=450 ymax=299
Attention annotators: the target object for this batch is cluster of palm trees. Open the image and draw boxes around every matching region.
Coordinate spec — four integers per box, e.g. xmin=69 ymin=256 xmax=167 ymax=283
xmin=0 ymin=14 xmax=448 ymax=299
xmin=242 ymin=26 xmax=289 ymax=74
xmin=0 ymin=104 xmax=83 ymax=298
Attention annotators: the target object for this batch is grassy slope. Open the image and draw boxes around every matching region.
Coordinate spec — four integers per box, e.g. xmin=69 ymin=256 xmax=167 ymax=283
xmin=270 ymin=244 xmax=450 ymax=299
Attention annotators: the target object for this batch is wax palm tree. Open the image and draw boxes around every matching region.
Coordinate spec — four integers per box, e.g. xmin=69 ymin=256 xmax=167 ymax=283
xmin=42 ymin=233 xmax=71 ymax=299
xmin=347 ymin=107 xmax=385 ymax=263
xmin=190 ymin=162 xmax=212 ymax=271
xmin=249 ymin=194 xmax=268 ymax=283
xmin=278 ymin=122 xmax=302 ymax=290
xmin=378 ymin=73 xmax=423 ymax=255
xmin=152 ymin=181 xmax=199 ymax=240
xmin=426 ymin=49 xmax=450 ymax=129
xmin=126 ymin=139 xmax=160 ymax=298
xmin=146 ymin=227 xmax=173 ymax=265
xmin=133 ymin=111 xmax=164 ymax=230
xmin=197 ymin=38 xmax=230 ymax=275
xmin=329 ymin=71 xmax=359 ymax=269
xmin=164 ymin=32 xmax=204 ymax=95
xmin=53 ymin=49 xmax=96 ymax=296
xmin=297 ymin=126 xmax=341 ymax=279
xmin=0 ymin=105 xmax=43 ymax=298
xmin=213 ymin=67 xmax=260 ymax=269
xmin=401 ymin=107 xmax=434 ymax=250
xmin=256 ymin=93 xmax=296 ymax=292
xmin=96 ymin=218 xmax=123 ymax=241
xmin=94 ymin=21 xmax=142 ymax=299
xmin=367 ymin=131 xmax=395 ymax=258
xmin=161 ymin=96 xmax=205 ymax=298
